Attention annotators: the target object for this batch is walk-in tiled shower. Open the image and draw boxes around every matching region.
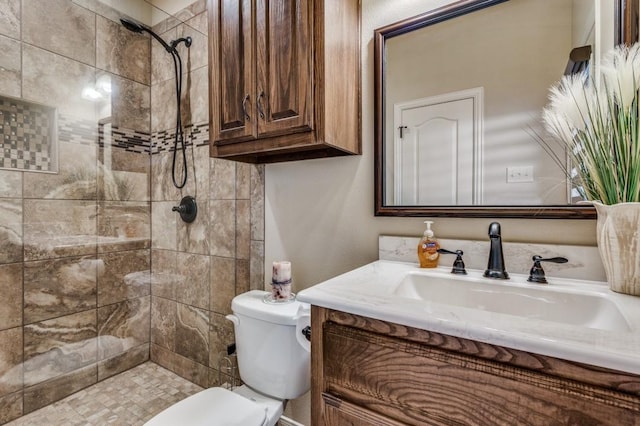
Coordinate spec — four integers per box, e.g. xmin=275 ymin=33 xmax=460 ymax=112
xmin=0 ymin=0 xmax=265 ymax=423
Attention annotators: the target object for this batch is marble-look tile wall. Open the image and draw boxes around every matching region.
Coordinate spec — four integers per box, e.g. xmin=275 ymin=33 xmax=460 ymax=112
xmin=148 ymin=0 xmax=266 ymax=388
xmin=0 ymin=0 xmax=152 ymax=423
xmin=0 ymin=0 xmax=265 ymax=421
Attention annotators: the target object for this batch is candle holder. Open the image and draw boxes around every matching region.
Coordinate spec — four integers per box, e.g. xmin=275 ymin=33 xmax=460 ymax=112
xmin=264 ymin=260 xmax=296 ymax=303
xmin=264 ymin=279 xmax=295 ymax=304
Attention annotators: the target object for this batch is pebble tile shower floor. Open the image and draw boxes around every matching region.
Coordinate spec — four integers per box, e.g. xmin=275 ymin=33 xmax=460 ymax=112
xmin=6 ymin=363 xmax=203 ymax=425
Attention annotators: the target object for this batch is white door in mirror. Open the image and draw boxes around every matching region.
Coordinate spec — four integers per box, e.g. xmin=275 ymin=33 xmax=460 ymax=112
xmin=393 ymin=87 xmax=483 ymax=205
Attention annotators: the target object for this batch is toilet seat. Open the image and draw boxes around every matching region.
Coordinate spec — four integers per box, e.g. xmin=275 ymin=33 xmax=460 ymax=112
xmin=232 ymin=385 xmax=284 ymax=424
xmin=144 ymin=387 xmax=271 ymax=426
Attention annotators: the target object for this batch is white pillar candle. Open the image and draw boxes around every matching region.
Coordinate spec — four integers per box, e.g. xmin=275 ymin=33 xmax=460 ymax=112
xmin=272 ymin=261 xmax=292 ymax=283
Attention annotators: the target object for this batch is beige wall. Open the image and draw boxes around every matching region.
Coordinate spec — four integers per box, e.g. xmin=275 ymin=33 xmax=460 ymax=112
xmin=265 ymin=0 xmax=597 ymax=291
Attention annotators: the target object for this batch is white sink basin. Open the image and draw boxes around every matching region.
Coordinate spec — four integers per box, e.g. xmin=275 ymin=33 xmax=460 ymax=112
xmin=394 ymin=270 xmax=630 ymax=332
xmin=297 ymin=260 xmax=640 ymax=375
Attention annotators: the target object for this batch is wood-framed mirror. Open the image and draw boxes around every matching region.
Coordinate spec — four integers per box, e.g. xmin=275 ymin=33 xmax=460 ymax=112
xmin=374 ymin=0 xmax=639 ymax=218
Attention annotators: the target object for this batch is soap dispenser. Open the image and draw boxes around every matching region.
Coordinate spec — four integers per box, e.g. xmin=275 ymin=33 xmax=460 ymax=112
xmin=417 ymin=221 xmax=440 ymax=268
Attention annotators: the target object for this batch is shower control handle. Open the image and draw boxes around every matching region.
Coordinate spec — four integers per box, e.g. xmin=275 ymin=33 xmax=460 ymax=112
xmin=172 ymin=196 xmax=197 ymax=223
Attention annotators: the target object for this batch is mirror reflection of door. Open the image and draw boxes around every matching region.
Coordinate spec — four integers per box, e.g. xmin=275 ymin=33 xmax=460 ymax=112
xmin=393 ymin=88 xmax=482 ymax=205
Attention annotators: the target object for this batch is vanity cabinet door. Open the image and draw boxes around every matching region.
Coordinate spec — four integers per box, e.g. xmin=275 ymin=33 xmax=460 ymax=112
xmin=209 ymin=0 xmax=361 ymax=163
xmin=209 ymin=0 xmax=256 ymax=144
xmin=210 ymin=0 xmax=312 ymax=145
xmin=255 ymin=0 xmax=313 ymax=138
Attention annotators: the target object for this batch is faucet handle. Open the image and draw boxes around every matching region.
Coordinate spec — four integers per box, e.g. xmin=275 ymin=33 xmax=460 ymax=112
xmin=527 ymin=255 xmax=568 ymax=284
xmin=437 ymin=248 xmax=467 ymax=275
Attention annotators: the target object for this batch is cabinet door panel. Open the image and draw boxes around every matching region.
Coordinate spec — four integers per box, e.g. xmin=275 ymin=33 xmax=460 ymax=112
xmin=210 ymin=0 xmax=256 ymax=143
xmin=256 ymin=0 xmax=313 ymax=137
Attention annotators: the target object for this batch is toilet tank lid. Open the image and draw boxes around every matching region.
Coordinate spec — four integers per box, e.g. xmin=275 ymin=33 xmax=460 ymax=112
xmin=232 ymin=290 xmax=310 ymax=326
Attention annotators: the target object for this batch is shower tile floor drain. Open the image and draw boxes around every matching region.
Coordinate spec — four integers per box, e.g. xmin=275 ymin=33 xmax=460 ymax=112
xmin=6 ymin=363 xmax=203 ymax=426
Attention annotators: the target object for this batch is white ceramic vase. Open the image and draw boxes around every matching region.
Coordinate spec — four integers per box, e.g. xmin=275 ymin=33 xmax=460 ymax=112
xmin=592 ymin=201 xmax=640 ymax=296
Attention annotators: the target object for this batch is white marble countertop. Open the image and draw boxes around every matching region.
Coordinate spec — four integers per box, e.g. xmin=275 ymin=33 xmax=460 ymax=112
xmin=297 ymin=260 xmax=640 ymax=375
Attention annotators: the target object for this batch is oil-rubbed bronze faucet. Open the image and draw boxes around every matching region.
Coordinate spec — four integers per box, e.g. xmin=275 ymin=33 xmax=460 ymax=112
xmin=527 ymin=255 xmax=569 ymax=284
xmin=484 ymin=222 xmax=509 ymax=279
xmin=437 ymin=248 xmax=467 ymax=275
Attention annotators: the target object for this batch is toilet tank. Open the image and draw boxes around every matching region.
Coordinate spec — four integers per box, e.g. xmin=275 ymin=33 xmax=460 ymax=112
xmin=229 ymin=291 xmax=310 ymax=400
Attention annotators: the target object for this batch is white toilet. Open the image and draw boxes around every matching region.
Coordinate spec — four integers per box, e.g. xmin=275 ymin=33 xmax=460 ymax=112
xmin=145 ymin=290 xmax=311 ymax=426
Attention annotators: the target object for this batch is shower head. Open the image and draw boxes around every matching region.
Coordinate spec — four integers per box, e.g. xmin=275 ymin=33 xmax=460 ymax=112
xmin=119 ymin=18 xmax=174 ymax=53
xmin=120 ymin=18 xmax=145 ymax=33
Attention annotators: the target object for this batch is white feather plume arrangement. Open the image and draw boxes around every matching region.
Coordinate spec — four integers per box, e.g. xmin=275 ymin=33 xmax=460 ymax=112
xmin=543 ymin=43 xmax=640 ymax=204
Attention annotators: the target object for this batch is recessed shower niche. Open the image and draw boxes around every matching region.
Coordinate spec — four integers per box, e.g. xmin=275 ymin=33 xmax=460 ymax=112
xmin=0 ymin=95 xmax=58 ymax=173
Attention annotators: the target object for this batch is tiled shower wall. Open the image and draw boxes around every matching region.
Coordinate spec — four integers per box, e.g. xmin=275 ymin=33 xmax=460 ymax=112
xmin=0 ymin=97 xmax=57 ymax=172
xmin=0 ymin=0 xmax=265 ymax=423
xmin=148 ymin=0 xmax=266 ymax=388
xmin=0 ymin=0 xmax=152 ymax=423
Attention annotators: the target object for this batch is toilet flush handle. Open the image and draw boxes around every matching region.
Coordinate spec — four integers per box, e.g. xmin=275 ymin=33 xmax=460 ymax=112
xmin=301 ymin=326 xmax=311 ymax=341
xmin=294 ymin=306 xmax=311 ymax=352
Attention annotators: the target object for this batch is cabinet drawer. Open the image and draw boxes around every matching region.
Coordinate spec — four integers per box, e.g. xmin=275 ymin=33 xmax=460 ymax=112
xmin=323 ymin=322 xmax=640 ymax=426
xmin=322 ymin=393 xmax=407 ymax=426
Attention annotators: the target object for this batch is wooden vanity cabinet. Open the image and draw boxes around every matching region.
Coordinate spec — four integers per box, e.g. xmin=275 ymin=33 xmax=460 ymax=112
xmin=311 ymin=306 xmax=640 ymax=426
xmin=208 ymin=0 xmax=361 ymax=163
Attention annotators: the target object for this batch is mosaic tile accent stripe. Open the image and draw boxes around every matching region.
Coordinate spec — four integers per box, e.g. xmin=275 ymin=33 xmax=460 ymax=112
xmin=57 ymin=114 xmax=97 ymax=146
xmin=58 ymin=114 xmax=152 ymax=153
xmin=99 ymin=123 xmax=151 ymax=154
xmin=0 ymin=96 xmax=56 ymax=172
xmin=151 ymin=122 xmax=208 ymax=154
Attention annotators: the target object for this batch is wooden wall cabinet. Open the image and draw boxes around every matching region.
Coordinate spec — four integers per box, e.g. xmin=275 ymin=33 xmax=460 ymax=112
xmin=208 ymin=0 xmax=361 ymax=163
xmin=311 ymin=307 xmax=640 ymax=425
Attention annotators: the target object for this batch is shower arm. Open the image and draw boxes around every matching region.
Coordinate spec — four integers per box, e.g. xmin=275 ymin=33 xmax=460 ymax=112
xmin=148 ymin=31 xmax=174 ymax=53
xmin=149 ymin=32 xmax=192 ymax=53
xmin=171 ymin=37 xmax=192 ymax=50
